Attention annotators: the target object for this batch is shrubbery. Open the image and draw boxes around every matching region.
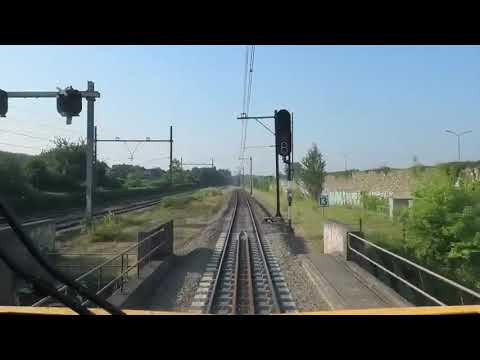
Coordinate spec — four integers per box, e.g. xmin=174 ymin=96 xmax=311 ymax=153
xmin=401 ymin=174 xmax=480 ymax=289
xmin=360 ymin=192 xmax=389 ymax=215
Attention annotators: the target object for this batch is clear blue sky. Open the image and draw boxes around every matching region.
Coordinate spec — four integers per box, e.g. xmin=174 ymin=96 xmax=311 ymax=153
xmin=1 ymin=45 xmax=479 ymax=175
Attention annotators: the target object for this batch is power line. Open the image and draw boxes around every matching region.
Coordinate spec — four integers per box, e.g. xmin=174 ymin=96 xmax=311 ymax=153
xmin=242 ymin=45 xmax=250 ymax=115
xmin=0 ymin=129 xmax=54 ymax=142
xmin=240 ymin=46 xmax=256 ymax=174
xmin=0 ymin=141 xmax=47 ymax=150
xmin=246 ymin=45 xmax=255 ymax=115
xmin=6 ymin=114 xmax=83 ymax=136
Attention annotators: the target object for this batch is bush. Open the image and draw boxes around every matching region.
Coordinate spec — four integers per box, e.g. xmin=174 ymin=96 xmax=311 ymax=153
xmin=360 ymin=192 xmax=389 ymax=215
xmin=162 ymin=194 xmax=195 ymax=208
xmin=88 ymin=213 xmax=129 ymax=242
xmin=402 ymin=179 xmax=480 ymax=289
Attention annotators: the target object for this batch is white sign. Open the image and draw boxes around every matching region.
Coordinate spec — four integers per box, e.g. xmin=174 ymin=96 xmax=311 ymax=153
xmin=319 ymin=195 xmax=329 ymax=207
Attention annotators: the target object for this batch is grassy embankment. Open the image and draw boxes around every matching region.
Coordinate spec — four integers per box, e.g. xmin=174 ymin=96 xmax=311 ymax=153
xmin=253 ymin=188 xmax=404 ymax=254
xmin=57 ymin=187 xmax=231 ymax=253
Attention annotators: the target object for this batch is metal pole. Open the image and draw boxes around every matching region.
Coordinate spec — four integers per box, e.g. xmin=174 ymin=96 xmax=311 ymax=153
xmin=93 ymin=125 xmax=97 ymax=188
xmin=458 ymin=135 xmax=461 ymax=161
xmin=242 ymin=166 xmax=245 ymax=190
xmin=85 ymin=81 xmax=95 ymax=222
xmin=288 ymin=112 xmax=293 ymax=228
xmin=250 ymin=156 xmax=253 ymax=196
xmin=291 ymin=112 xmax=294 ymax=181
xmin=211 ymin=158 xmax=214 ymax=168
xmin=275 ymin=111 xmax=281 ymax=218
xmin=275 ymin=146 xmax=282 ymax=217
xmin=169 ymin=126 xmax=173 ymax=185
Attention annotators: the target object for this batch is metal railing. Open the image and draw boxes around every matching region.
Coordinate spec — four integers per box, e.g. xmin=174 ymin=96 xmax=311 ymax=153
xmin=32 ymin=220 xmax=173 ymax=307
xmin=347 ymin=232 xmax=480 ymax=306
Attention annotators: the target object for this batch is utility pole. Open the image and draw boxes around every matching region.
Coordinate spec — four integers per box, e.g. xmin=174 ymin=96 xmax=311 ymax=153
xmin=170 ymin=125 xmax=173 ymax=185
xmin=343 ymin=153 xmax=349 ymax=172
xmin=445 ymin=129 xmax=472 ymax=161
xmin=287 ymin=112 xmax=293 ymax=228
xmin=250 ymin=156 xmax=253 ymax=196
xmin=85 ymin=81 xmax=96 ymax=222
xmin=93 ymin=125 xmax=98 ymax=189
xmin=211 ymin=158 xmax=214 ymax=168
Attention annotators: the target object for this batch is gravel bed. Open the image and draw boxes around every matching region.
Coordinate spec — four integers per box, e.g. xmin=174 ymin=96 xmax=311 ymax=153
xmin=251 ymin=199 xmax=330 ymax=312
xmin=142 ymin=194 xmax=235 ymax=312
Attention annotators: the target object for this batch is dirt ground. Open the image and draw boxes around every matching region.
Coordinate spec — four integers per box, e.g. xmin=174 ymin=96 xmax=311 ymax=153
xmin=136 ymin=193 xmax=235 ymax=312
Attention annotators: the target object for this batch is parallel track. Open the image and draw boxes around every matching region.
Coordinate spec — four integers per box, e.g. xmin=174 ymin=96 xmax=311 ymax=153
xmin=0 ymin=198 xmax=163 ymax=233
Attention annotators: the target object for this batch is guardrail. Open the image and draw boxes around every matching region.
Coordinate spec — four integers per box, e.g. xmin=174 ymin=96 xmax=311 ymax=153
xmin=347 ymin=232 xmax=480 ymax=306
xmin=32 ymin=220 xmax=173 ymax=307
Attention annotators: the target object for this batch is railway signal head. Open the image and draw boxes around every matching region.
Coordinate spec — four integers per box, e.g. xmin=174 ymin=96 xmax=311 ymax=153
xmin=274 ymin=109 xmax=292 ymax=159
xmin=56 ymin=86 xmax=82 ymax=124
xmin=0 ymin=89 xmax=7 ymax=117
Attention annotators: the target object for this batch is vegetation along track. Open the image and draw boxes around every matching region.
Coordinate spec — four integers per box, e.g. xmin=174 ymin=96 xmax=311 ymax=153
xmin=191 ymin=190 xmax=297 ymax=315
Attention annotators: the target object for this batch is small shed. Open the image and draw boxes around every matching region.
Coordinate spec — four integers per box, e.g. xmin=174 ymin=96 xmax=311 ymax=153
xmin=388 ymin=195 xmax=414 ymax=219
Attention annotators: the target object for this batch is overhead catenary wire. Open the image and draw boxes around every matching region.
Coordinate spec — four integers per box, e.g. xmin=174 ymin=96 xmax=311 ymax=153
xmin=242 ymin=46 xmax=250 ymax=115
xmin=239 ymin=45 xmax=256 ymax=176
xmin=0 ymin=141 xmax=47 ymax=151
xmin=0 ymin=128 xmax=54 ymax=142
xmin=245 ymin=45 xmax=255 ymax=116
xmin=6 ymin=113 xmax=84 ymax=137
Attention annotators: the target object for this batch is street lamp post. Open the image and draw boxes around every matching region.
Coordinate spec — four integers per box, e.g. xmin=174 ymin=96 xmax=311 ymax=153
xmin=445 ymin=130 xmax=472 ymax=161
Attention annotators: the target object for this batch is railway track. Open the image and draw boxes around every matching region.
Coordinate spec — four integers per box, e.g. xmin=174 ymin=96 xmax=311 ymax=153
xmin=191 ymin=190 xmax=296 ymax=315
xmin=0 ymin=198 xmax=163 ymax=232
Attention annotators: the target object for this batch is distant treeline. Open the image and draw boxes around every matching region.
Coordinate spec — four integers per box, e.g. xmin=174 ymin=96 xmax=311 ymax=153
xmin=0 ymin=138 xmax=233 ymax=216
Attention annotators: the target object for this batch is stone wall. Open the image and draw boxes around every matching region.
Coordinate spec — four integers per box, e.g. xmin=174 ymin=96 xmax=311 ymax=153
xmin=324 ymin=169 xmax=416 ymax=198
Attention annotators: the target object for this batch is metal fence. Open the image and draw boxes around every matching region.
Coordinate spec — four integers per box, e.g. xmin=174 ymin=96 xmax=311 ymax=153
xmin=32 ymin=220 xmax=174 ymax=307
xmin=347 ymin=232 xmax=480 ymax=306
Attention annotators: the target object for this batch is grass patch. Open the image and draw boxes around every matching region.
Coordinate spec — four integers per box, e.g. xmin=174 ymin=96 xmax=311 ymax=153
xmin=62 ymin=187 xmax=231 ymax=252
xmin=253 ymin=188 xmax=405 ymax=254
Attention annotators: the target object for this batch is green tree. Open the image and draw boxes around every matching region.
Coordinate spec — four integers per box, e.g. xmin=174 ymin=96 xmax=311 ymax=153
xmin=0 ymin=157 xmax=29 ymax=193
xmin=299 ymin=143 xmax=326 ymax=200
xmin=25 ymin=158 xmax=50 ymax=190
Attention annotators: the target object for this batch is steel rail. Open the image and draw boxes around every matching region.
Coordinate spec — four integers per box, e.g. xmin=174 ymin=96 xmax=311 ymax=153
xmin=206 ymin=192 xmax=239 ymax=313
xmin=245 ymin=194 xmax=281 ymax=313
xmin=231 ymin=232 xmax=241 ymax=314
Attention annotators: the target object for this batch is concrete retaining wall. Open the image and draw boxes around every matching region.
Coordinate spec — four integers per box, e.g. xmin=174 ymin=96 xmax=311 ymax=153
xmin=0 ymin=220 xmax=56 ymax=305
xmin=323 ymin=220 xmax=353 ymax=257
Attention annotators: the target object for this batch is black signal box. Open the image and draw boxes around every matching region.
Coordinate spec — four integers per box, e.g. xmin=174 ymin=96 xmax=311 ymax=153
xmin=274 ymin=109 xmax=291 ymax=158
xmin=0 ymin=90 xmax=7 ymax=117
xmin=57 ymin=88 xmax=82 ymax=118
